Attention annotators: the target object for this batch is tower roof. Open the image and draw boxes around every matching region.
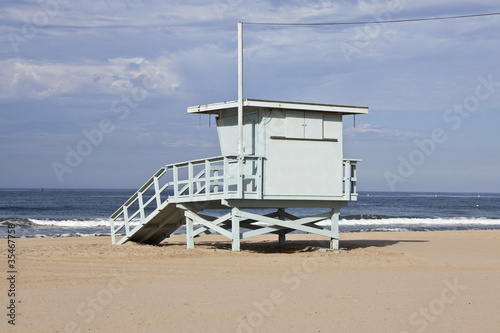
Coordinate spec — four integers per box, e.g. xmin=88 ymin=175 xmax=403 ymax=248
xmin=187 ymin=99 xmax=368 ymax=115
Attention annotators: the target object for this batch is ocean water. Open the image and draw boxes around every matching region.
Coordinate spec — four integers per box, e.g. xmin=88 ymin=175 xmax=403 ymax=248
xmin=0 ymin=189 xmax=499 ymax=238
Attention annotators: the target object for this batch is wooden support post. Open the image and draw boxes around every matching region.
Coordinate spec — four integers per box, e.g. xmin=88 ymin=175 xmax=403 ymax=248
xmin=137 ymin=192 xmax=145 ymax=222
xmin=205 ymin=159 xmax=211 ymax=199
xmin=278 ymin=234 xmax=286 ymax=246
xmin=223 ymin=157 xmax=229 ymax=197
xmin=123 ymin=207 xmax=130 ymax=236
xmin=110 ymin=219 xmax=116 ymax=245
xmin=330 ymin=207 xmax=340 ymax=250
xmin=188 ymin=162 xmax=193 ymax=200
xmin=173 ymin=165 xmax=179 ymax=199
xmin=186 ymin=214 xmax=194 ymax=249
xmin=153 ymin=176 xmax=161 ymax=209
xmin=277 ymin=208 xmax=286 ymax=245
xmin=232 ymin=207 xmax=241 ymax=251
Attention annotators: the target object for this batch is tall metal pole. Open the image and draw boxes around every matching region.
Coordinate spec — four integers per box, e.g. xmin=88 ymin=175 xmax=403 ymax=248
xmin=238 ymin=21 xmax=243 ymax=156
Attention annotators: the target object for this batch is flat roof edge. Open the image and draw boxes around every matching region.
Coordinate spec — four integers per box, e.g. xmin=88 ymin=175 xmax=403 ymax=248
xmin=187 ymin=99 xmax=368 ymax=114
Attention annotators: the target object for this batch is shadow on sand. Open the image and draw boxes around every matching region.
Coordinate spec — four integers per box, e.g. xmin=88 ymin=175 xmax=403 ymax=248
xmin=159 ymin=238 xmax=428 ymax=254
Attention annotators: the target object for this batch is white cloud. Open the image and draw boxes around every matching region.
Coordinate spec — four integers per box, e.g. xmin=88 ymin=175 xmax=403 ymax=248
xmin=1 ymin=0 xmax=499 ymax=190
xmin=163 ymin=138 xmax=218 ymax=149
xmin=0 ymin=57 xmax=180 ymax=99
xmin=345 ymin=123 xmax=424 ymax=140
xmin=0 ymin=0 xmax=233 ymax=36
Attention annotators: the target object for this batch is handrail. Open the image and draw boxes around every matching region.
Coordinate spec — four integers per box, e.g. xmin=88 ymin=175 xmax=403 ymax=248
xmin=343 ymin=159 xmax=360 ymax=201
xmin=109 ymin=155 xmax=264 ymax=244
xmin=167 ymin=155 xmax=263 ymax=202
xmin=110 ymin=155 xmax=358 ymax=244
xmin=110 ymin=167 xmax=166 ymax=220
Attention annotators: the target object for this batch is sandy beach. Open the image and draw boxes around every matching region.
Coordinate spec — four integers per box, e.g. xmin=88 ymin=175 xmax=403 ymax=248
xmin=2 ymin=230 xmax=500 ymax=332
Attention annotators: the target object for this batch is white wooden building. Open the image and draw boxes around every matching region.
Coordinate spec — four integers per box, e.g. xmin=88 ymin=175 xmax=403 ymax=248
xmin=190 ymin=99 xmax=367 ymax=200
xmin=109 ymin=98 xmax=368 ymax=251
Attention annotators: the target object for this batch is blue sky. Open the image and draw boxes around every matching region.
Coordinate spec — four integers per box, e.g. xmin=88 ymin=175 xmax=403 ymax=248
xmin=1 ymin=0 xmax=499 ymax=192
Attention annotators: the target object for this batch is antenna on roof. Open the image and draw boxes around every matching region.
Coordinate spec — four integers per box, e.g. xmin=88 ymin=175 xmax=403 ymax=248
xmin=238 ymin=22 xmax=244 ymax=156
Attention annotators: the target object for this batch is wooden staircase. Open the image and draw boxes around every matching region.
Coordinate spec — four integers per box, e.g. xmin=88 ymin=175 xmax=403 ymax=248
xmin=109 ymin=156 xmax=263 ymax=245
xmin=114 ymin=202 xmax=185 ymax=245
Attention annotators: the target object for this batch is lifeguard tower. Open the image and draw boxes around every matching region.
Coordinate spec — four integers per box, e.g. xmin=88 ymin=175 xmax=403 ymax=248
xmin=109 ymin=23 xmax=368 ymax=251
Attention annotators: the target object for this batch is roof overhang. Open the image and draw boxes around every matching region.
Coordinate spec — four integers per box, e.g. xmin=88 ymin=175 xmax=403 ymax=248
xmin=187 ymin=99 xmax=368 ymax=115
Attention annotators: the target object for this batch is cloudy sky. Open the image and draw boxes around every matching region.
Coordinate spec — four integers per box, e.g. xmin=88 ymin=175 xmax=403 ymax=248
xmin=1 ymin=0 xmax=499 ymax=192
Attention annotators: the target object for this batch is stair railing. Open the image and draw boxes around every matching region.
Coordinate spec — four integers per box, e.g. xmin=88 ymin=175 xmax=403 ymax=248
xmin=109 ymin=167 xmax=169 ymax=244
xmin=343 ymin=159 xmax=360 ymax=201
xmin=109 ymin=155 xmax=264 ymax=244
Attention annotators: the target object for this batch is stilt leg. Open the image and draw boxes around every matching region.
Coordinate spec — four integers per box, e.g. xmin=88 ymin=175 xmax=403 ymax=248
xmin=278 ymin=234 xmax=286 ymax=245
xmin=278 ymin=208 xmax=286 ymax=245
xmin=330 ymin=207 xmax=340 ymax=250
xmin=186 ymin=215 xmax=194 ymax=249
xmin=232 ymin=207 xmax=241 ymax=251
